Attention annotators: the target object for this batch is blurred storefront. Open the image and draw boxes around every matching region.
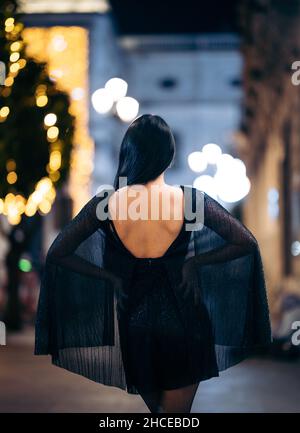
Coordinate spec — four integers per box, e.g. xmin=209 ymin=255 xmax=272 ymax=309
xmin=236 ymin=0 xmax=300 ymax=326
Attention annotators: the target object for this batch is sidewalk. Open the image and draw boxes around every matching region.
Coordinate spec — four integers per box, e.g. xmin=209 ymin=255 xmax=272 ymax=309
xmin=0 ymin=327 xmax=299 ymax=412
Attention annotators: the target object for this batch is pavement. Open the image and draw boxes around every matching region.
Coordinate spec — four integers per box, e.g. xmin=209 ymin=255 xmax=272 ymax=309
xmin=0 ymin=327 xmax=299 ymax=413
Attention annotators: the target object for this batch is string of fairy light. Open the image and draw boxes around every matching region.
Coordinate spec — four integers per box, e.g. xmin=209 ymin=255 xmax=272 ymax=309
xmin=0 ymin=16 xmax=62 ymax=225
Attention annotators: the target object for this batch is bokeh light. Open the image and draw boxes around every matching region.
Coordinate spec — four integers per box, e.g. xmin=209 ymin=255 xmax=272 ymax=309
xmin=188 ymin=151 xmax=208 ymax=173
xmin=91 ymin=88 xmax=114 ymax=114
xmin=44 ymin=113 xmax=57 ymax=127
xmin=193 ymin=175 xmax=218 ymax=199
xmin=105 ymin=77 xmax=128 ymax=102
xmin=116 ymin=96 xmax=139 ymax=122
xmin=202 ymin=143 xmax=222 ymax=164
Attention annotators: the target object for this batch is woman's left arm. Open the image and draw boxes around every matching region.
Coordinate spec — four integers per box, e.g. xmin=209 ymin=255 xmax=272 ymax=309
xmin=191 ymin=191 xmax=258 ymax=266
xmin=180 ymin=192 xmax=259 ymax=303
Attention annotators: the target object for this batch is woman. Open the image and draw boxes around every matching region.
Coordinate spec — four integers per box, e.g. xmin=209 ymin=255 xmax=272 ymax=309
xmin=34 ymin=114 xmax=272 ymax=413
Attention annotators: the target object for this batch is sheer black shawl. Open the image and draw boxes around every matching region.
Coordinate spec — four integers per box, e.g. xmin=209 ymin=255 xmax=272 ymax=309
xmin=34 ymin=185 xmax=272 ymax=395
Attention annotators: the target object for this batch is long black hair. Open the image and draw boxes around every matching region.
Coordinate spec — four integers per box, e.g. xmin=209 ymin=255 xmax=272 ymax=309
xmin=113 ymin=114 xmax=176 ymax=190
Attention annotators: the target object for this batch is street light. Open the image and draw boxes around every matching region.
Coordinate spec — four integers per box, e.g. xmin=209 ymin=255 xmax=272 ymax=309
xmin=92 ymin=78 xmax=139 ymax=122
xmin=202 ymin=143 xmax=222 ymax=164
xmin=116 ymin=96 xmax=139 ymax=122
xmin=105 ymin=77 xmax=128 ymax=102
xmin=189 ymin=143 xmax=251 ymax=203
xmin=91 ymin=88 xmax=114 ymax=114
xmin=187 ymin=151 xmax=208 ymax=173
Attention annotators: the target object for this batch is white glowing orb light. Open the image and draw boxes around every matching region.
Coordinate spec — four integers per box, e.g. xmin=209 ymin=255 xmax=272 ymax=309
xmin=91 ymin=88 xmax=114 ymax=114
xmin=216 ymin=153 xmax=234 ymax=171
xmin=188 ymin=151 xmax=208 ymax=173
xmin=44 ymin=113 xmax=57 ymax=127
xmin=214 ymin=155 xmax=251 ymax=202
xmin=51 ymin=35 xmax=67 ymax=52
xmin=71 ymin=87 xmax=84 ymax=101
xmin=231 ymin=158 xmax=247 ymax=176
xmin=214 ymin=156 xmax=251 ymax=203
xmin=202 ymin=143 xmax=222 ymax=164
xmin=291 ymin=241 xmax=300 ymax=257
xmin=116 ymin=97 xmax=139 ymax=122
xmin=49 ymin=69 xmax=64 ymax=80
xmin=193 ymin=175 xmax=218 ymax=199
xmin=105 ymin=77 xmax=128 ymax=102
xmin=217 ymin=156 xmax=246 ymax=178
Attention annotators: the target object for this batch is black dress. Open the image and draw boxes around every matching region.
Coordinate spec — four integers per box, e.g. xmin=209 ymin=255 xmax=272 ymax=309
xmin=34 ymin=185 xmax=272 ymax=405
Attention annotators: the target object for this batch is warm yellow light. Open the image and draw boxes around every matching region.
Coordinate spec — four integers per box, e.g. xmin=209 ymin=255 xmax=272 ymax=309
xmin=23 ymin=26 xmax=94 ymax=215
xmin=5 ymin=18 xmax=14 ymax=26
xmin=0 ymin=106 xmax=10 ymax=117
xmin=49 ymin=150 xmax=61 ymax=171
xmin=44 ymin=113 xmax=57 ymax=127
xmin=10 ymin=52 xmax=20 ymax=62
xmin=49 ymin=69 xmax=64 ymax=79
xmin=10 ymin=63 xmax=20 ymax=73
xmin=5 ymin=24 xmax=15 ymax=33
xmin=14 ymin=23 xmax=24 ymax=33
xmin=16 ymin=194 xmax=25 ymax=202
xmin=15 ymin=195 xmax=25 ymax=214
xmin=6 ymin=159 xmax=16 ymax=171
xmin=10 ymin=41 xmax=21 ymax=52
xmin=25 ymin=201 xmax=37 ymax=217
xmin=15 ymin=194 xmax=26 ymax=207
xmin=4 ymin=194 xmax=15 ymax=214
xmin=36 ymin=95 xmax=48 ymax=107
xmin=36 ymin=84 xmax=47 ymax=95
xmin=38 ymin=200 xmax=51 ymax=214
xmin=7 ymin=205 xmax=18 ymax=217
xmin=49 ymin=171 xmax=60 ymax=182
xmin=46 ymin=186 xmax=56 ymax=202
xmin=31 ymin=190 xmax=43 ymax=204
xmin=7 ymin=171 xmax=17 ymax=184
xmin=36 ymin=177 xmax=52 ymax=193
xmin=8 ymin=213 xmax=21 ymax=226
xmin=0 ymin=192 xmax=33 ymax=222
xmin=18 ymin=59 xmax=26 ymax=69
xmin=47 ymin=126 xmax=59 ymax=140
xmin=51 ymin=35 xmax=67 ymax=52
xmin=4 ymin=77 xmax=14 ymax=87
xmin=50 ymin=139 xmax=62 ymax=151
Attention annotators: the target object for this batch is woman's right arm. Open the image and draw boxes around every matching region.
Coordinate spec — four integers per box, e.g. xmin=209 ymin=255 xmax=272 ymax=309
xmin=46 ymin=194 xmax=120 ymax=286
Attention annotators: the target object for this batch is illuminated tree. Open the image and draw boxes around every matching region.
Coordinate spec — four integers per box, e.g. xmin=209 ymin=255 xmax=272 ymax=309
xmin=0 ymin=0 xmax=75 ymax=329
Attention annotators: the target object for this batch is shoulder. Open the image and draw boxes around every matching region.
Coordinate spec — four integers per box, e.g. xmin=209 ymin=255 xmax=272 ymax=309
xmin=180 ymin=184 xmax=204 ymax=195
xmin=180 ymin=185 xmax=205 ymax=207
xmin=84 ymin=187 xmax=115 ymax=223
xmin=107 ymin=186 xmax=132 ymax=220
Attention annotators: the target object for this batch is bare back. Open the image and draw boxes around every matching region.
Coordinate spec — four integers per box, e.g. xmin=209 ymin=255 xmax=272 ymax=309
xmin=108 ymin=184 xmax=185 ymax=258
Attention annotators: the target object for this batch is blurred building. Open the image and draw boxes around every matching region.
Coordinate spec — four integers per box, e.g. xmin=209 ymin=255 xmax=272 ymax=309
xmin=118 ymin=33 xmax=242 ymax=187
xmin=237 ymin=0 xmax=300 ymax=320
